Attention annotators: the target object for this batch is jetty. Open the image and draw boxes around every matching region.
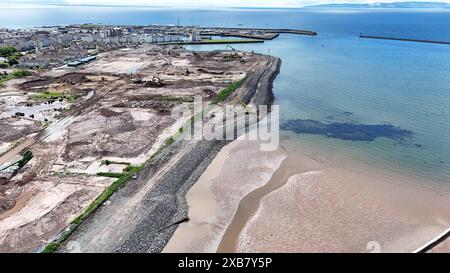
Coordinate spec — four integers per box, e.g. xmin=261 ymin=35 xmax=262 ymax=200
xmin=161 ymin=27 xmax=317 ymax=46
xmin=159 ymin=39 xmax=265 ymax=46
xmin=199 ymin=27 xmax=317 ymax=40
xmin=360 ymin=34 xmax=450 ymax=45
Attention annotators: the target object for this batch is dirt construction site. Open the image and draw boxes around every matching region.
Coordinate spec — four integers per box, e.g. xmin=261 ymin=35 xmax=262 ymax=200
xmin=0 ymin=44 xmax=274 ymax=252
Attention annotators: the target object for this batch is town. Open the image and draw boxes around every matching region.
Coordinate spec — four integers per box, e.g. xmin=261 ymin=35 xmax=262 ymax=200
xmin=0 ymin=24 xmax=316 ymax=69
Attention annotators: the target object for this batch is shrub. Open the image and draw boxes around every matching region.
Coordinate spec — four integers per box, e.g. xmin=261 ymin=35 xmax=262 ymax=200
xmin=18 ymin=151 xmax=33 ymax=168
xmin=7 ymin=57 xmax=18 ymax=66
xmin=0 ymin=46 xmax=18 ymax=58
xmin=123 ymin=165 xmax=140 ymax=173
xmin=11 ymin=69 xmax=32 ymax=78
xmin=165 ymin=136 xmax=175 ymax=146
xmin=96 ymin=172 xmax=123 ymax=178
xmin=7 ymin=53 xmax=20 ymax=66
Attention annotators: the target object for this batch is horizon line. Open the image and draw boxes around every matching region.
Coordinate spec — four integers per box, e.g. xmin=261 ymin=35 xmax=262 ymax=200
xmin=5 ymin=1 xmax=450 ymax=9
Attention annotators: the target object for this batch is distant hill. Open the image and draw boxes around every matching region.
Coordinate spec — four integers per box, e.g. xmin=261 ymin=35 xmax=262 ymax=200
xmin=305 ymin=1 xmax=450 ymax=9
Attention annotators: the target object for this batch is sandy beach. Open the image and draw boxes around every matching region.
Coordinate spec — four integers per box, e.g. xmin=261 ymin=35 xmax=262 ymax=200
xmin=163 ymin=135 xmax=286 ymax=252
xmin=165 ymin=136 xmax=450 ymax=253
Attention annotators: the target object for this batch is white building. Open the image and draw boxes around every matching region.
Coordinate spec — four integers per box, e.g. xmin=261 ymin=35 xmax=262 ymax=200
xmin=81 ymin=35 xmax=94 ymax=43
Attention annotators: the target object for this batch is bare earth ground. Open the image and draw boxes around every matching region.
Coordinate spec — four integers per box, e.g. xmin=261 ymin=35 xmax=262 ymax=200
xmin=0 ymin=45 xmax=271 ymax=252
xmin=57 ymin=53 xmax=281 ymax=253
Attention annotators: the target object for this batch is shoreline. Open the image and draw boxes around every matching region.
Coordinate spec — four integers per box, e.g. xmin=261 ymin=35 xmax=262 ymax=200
xmin=163 ymin=137 xmax=287 ymax=253
xmin=216 ymin=151 xmax=305 ymax=252
xmin=165 ymin=137 xmax=450 ymax=253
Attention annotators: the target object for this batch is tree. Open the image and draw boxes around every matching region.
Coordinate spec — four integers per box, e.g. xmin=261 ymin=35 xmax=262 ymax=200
xmin=0 ymin=46 xmax=18 ymax=58
xmin=7 ymin=57 xmax=18 ymax=66
xmin=7 ymin=52 xmax=20 ymax=66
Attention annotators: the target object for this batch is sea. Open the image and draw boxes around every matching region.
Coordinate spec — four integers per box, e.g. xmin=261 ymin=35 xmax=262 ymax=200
xmin=1 ymin=5 xmax=450 ymax=184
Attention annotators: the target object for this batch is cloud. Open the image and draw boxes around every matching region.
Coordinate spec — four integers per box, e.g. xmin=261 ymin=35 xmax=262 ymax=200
xmin=6 ymin=0 xmax=450 ymax=8
xmin=64 ymin=0 xmax=314 ymax=7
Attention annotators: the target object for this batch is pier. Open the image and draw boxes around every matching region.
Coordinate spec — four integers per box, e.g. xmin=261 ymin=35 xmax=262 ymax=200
xmin=198 ymin=27 xmax=317 ymax=40
xmin=160 ymin=39 xmax=265 ymax=46
xmin=161 ymin=27 xmax=317 ymax=46
xmin=360 ymin=34 xmax=450 ymax=45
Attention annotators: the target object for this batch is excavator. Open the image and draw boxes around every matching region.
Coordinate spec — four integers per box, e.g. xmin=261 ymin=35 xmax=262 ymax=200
xmin=145 ymin=76 xmax=165 ymax=87
xmin=132 ymin=74 xmax=165 ymax=87
xmin=225 ymin=44 xmax=236 ymax=51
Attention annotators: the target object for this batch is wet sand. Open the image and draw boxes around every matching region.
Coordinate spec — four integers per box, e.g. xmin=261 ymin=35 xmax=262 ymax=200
xmin=163 ymin=136 xmax=286 ymax=252
xmin=165 ymin=137 xmax=450 ymax=253
xmin=217 ymin=152 xmax=311 ymax=252
xmin=235 ymin=164 xmax=450 ymax=252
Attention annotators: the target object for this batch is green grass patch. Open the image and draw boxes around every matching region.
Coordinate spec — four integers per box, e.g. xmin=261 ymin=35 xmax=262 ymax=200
xmin=96 ymin=172 xmax=124 ymax=178
xmin=0 ymin=75 xmax=12 ymax=85
xmin=42 ymin=171 xmax=135 ymax=253
xmin=30 ymin=91 xmax=63 ymax=100
xmin=123 ymin=165 xmax=140 ymax=173
xmin=223 ymin=56 xmax=237 ymax=62
xmin=155 ymin=96 xmax=194 ymax=102
xmin=66 ymin=95 xmax=79 ymax=102
xmin=101 ymin=160 xmax=131 ymax=166
xmin=42 ymin=164 xmax=142 ymax=253
xmin=11 ymin=69 xmax=31 ymax=78
xmin=164 ymin=136 xmax=175 ymax=146
xmin=213 ymin=76 xmax=247 ymax=103
xmin=0 ymin=69 xmax=32 ymax=86
xmin=30 ymin=91 xmax=79 ymax=102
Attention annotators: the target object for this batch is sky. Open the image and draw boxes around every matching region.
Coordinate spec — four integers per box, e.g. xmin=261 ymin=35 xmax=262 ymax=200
xmin=4 ymin=0 xmax=450 ymax=8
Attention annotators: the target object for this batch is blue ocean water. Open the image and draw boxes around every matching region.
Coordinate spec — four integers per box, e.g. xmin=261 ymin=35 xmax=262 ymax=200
xmin=1 ymin=6 xmax=450 ymax=183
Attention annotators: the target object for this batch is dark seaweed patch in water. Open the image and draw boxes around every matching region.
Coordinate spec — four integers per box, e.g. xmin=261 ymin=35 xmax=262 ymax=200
xmin=281 ymin=119 xmax=413 ymax=141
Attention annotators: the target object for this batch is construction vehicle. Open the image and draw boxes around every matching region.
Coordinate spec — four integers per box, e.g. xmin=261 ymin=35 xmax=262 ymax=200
xmin=145 ymin=76 xmax=165 ymax=87
xmin=225 ymin=44 xmax=236 ymax=51
xmin=131 ymin=74 xmax=143 ymax=84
